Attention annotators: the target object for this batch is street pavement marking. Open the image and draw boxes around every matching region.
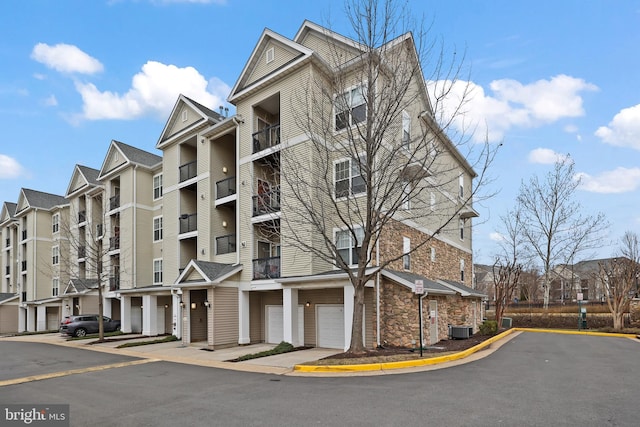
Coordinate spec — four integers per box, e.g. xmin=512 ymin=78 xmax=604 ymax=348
xmin=0 ymin=358 xmax=159 ymax=387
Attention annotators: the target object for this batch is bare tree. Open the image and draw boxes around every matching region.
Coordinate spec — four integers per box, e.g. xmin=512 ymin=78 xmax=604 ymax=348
xmin=517 ymin=158 xmax=608 ymax=309
xmin=275 ymin=0 xmax=496 ymax=353
xmin=599 ymin=232 xmax=640 ymax=329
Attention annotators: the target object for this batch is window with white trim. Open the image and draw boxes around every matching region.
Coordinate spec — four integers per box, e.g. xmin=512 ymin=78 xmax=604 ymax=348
xmin=335 ymin=156 xmax=366 ymax=198
xmin=431 ymin=247 xmax=436 ymax=262
xmin=52 ymin=246 xmax=59 ymax=265
xmin=153 ymin=259 xmax=163 ymax=284
xmin=459 ymin=174 xmax=464 ymax=198
xmin=402 ymin=237 xmax=411 ymax=270
xmin=460 ymin=259 xmax=465 ymax=282
xmin=402 ymin=181 xmax=411 ymax=210
xmin=335 ymin=85 xmax=366 ymax=131
xmin=52 ymin=278 xmax=59 ymax=297
xmin=459 ymin=217 xmax=465 ymax=240
xmin=335 ymin=227 xmax=364 ymax=266
xmin=153 ymin=216 xmax=163 ymax=242
xmin=52 ymin=213 xmax=59 ymax=234
xmin=153 ymin=174 xmax=163 ymax=200
xmin=402 ymin=110 xmax=411 ymax=148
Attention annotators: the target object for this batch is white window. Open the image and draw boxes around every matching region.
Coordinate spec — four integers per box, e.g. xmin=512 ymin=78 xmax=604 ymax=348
xmin=52 ymin=246 xmax=59 ymax=265
xmin=460 ymin=259 xmax=465 ymax=282
xmin=431 ymin=247 xmax=436 ymax=262
xmin=459 ymin=174 xmax=464 ymax=199
xmin=402 ymin=110 xmax=411 ymax=148
xmin=153 ymin=259 xmax=163 ymax=284
xmin=153 ymin=216 xmax=163 ymax=242
xmin=335 ymin=85 xmax=366 ymax=131
xmin=153 ymin=174 xmax=163 ymax=200
xmin=334 ymin=156 xmax=365 ymax=198
xmin=402 ymin=181 xmax=411 ymax=210
xmin=266 ymin=47 xmax=275 ymax=63
xmin=430 ymin=192 xmax=435 ymax=211
xmin=52 ymin=213 xmax=59 ymax=234
xmin=459 ymin=217 xmax=465 ymax=240
xmin=335 ymin=227 xmax=364 ymax=266
xmin=52 ymin=278 xmax=59 ymax=297
xmin=403 ymin=237 xmax=411 ymax=270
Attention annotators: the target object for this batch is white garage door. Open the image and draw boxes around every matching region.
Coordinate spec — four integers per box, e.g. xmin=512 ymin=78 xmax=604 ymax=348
xmin=266 ymin=305 xmax=304 ymax=345
xmin=317 ymin=305 xmax=345 ymax=349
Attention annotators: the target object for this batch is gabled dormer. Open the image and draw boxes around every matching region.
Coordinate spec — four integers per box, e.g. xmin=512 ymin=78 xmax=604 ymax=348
xmin=14 ymin=188 xmax=67 ymax=217
xmin=156 ymin=95 xmax=226 ymax=149
xmin=0 ymin=202 xmax=17 ymax=227
xmin=228 ymin=28 xmax=316 ymax=104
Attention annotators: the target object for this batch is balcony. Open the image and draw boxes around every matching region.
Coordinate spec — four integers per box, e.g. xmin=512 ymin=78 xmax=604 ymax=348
xmin=78 ymin=210 xmax=87 ymax=224
xmin=109 ymin=195 xmax=120 ymax=210
xmin=21 ymin=261 xmax=26 ymax=272
xmin=216 ymin=234 xmax=236 ymax=255
xmin=179 ymin=160 xmax=197 ymax=182
xmin=216 ymin=176 xmax=236 ymax=199
xmin=252 ymin=123 xmax=280 ymax=153
xmin=252 ymin=189 xmax=281 ymax=216
xmin=109 ymin=276 xmax=120 ymax=291
xmin=252 ymin=256 xmax=281 ymax=280
xmin=78 ymin=245 xmax=86 ymax=259
xmin=179 ymin=213 xmax=197 ymax=234
xmin=109 ymin=237 xmax=120 ymax=251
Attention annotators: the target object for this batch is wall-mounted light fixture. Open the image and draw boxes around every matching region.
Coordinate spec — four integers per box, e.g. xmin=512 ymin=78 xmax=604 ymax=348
xmin=222 ymin=166 xmax=228 ymax=174
xmin=164 ymin=304 xmax=169 ymax=309
xmin=179 ymin=301 xmax=185 ymax=308
xmin=305 ymin=301 xmax=311 ymax=307
xmin=75 ymin=304 xmax=80 ymax=310
xmin=65 ymin=304 xmax=70 ymax=310
xmin=222 ymin=221 xmax=228 ymax=228
xmin=204 ymin=301 xmax=211 ymax=308
xmin=191 ymin=302 xmax=197 ymax=310
xmin=200 ymin=193 xmax=205 ymax=200
xmin=140 ymin=305 xmax=144 ymax=310
xmin=201 ymin=248 xmax=206 ymax=255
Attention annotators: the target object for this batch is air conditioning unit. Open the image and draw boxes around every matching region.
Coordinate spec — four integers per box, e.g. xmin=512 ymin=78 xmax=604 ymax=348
xmin=450 ymin=325 xmax=472 ymax=339
xmin=501 ymin=317 xmax=512 ymax=329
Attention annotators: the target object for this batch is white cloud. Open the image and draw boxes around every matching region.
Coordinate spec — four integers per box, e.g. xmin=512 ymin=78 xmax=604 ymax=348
xmin=429 ymin=75 xmax=597 ymax=143
xmin=489 ymin=232 xmax=505 ymax=242
xmin=42 ymin=95 xmax=58 ymax=107
xmin=575 ymin=167 xmax=640 ymax=193
xmin=0 ymin=155 xmax=26 ymax=179
xmin=31 ymin=43 xmax=104 ymax=74
xmin=595 ymin=104 xmax=640 ymax=150
xmin=74 ymin=61 xmax=230 ymax=121
xmin=528 ymin=148 xmax=569 ymax=164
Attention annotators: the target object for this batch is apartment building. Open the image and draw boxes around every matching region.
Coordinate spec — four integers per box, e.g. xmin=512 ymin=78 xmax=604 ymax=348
xmin=0 ymin=21 xmax=484 ymax=349
xmin=0 ymin=202 xmax=20 ymax=333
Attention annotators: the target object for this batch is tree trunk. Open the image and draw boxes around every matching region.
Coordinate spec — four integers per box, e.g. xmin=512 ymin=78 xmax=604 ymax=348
xmin=613 ymin=312 xmax=624 ymax=330
xmin=348 ymin=283 xmax=366 ymax=354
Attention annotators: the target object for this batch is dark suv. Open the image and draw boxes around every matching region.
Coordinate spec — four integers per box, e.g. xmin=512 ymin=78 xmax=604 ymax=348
xmin=60 ymin=315 xmax=121 ymax=337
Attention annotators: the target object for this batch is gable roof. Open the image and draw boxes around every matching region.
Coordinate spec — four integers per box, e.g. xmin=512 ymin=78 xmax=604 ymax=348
xmin=98 ymin=140 xmax=162 ymax=180
xmin=63 ymin=278 xmax=100 ymax=295
xmin=66 ymin=164 xmax=103 ymax=197
xmin=228 ymin=27 xmax=315 ymax=104
xmin=174 ymin=260 xmax=243 ymax=286
xmin=156 ymin=95 xmax=226 ymax=148
xmin=0 ymin=202 xmax=18 ymax=225
xmin=15 ymin=188 xmax=68 ymax=216
xmin=437 ymin=279 xmax=486 ymax=298
xmin=382 ymin=269 xmax=455 ymax=295
xmin=0 ymin=293 xmax=19 ymax=304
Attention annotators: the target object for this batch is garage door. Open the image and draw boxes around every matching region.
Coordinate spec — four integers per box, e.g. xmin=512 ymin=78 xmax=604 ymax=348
xmin=317 ymin=305 xmax=345 ymax=349
xmin=266 ymin=305 xmax=304 ymax=345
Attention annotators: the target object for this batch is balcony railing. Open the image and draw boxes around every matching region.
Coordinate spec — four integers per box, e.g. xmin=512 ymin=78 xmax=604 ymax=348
xmin=109 ymin=237 xmax=120 ymax=251
xmin=109 ymin=276 xmax=120 ymax=291
xmin=252 ymin=189 xmax=281 ymax=216
xmin=21 ymin=261 xmax=27 ymax=272
xmin=78 ymin=245 xmax=86 ymax=259
xmin=252 ymin=123 xmax=280 ymax=153
xmin=179 ymin=213 xmax=197 ymax=234
xmin=179 ymin=160 xmax=197 ymax=182
xmin=21 ymin=230 xmax=27 ymax=241
xmin=78 ymin=210 xmax=87 ymax=223
xmin=21 ymin=291 xmax=26 ymax=301
xmin=216 ymin=176 xmax=236 ymax=199
xmin=216 ymin=234 xmax=236 ymax=255
xmin=252 ymin=256 xmax=281 ymax=280
xmin=109 ymin=194 xmax=120 ymax=210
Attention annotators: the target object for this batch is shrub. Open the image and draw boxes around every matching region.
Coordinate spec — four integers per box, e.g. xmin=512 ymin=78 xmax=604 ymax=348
xmin=479 ymin=320 xmax=498 ymax=336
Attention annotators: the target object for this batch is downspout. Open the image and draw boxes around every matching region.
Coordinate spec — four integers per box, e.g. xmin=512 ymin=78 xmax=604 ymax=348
xmin=232 ymin=116 xmax=242 ymax=267
xmin=133 ymin=165 xmax=138 ymax=287
xmin=32 ymin=208 xmax=37 ymax=302
xmin=376 ymin=236 xmax=380 ymax=347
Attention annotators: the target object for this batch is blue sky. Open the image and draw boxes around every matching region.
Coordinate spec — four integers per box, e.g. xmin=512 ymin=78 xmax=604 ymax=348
xmin=1 ymin=0 xmax=639 ymax=265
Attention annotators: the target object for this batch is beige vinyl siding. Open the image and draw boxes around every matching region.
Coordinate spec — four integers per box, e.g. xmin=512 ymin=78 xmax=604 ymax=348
xmin=249 ymin=292 xmax=262 ymax=342
xmin=167 ymin=105 xmax=203 ymax=137
xmin=0 ymin=304 xmax=19 ymax=333
xmin=298 ymin=32 xmax=359 ymax=68
xmin=246 ymin=41 xmax=300 ymax=88
xmin=82 ymin=295 xmax=99 ymax=314
xmin=103 ymin=150 xmax=126 ymax=175
xmin=213 ymin=286 xmax=239 ymax=346
xmin=161 ymin=147 xmax=179 ymax=284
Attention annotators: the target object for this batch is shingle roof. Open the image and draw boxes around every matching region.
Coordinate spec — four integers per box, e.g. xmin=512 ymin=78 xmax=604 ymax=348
xmin=77 ymin=165 xmax=101 ymax=186
xmin=113 ymin=141 xmax=162 ymax=167
xmin=191 ymin=260 xmax=242 ymax=282
xmin=384 ymin=269 xmax=455 ymax=294
xmin=183 ymin=95 xmax=225 ymax=122
xmin=438 ymin=279 xmax=486 ymax=298
xmin=21 ymin=188 xmax=67 ymax=210
xmin=3 ymin=202 xmax=17 ymax=219
xmin=68 ymin=278 xmax=100 ymax=292
xmin=0 ymin=293 xmax=18 ymax=303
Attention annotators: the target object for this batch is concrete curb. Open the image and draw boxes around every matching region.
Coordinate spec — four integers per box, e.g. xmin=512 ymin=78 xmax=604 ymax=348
xmin=293 ymin=327 xmax=638 ymax=373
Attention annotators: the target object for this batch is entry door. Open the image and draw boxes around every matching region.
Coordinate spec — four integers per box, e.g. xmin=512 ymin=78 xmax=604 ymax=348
xmin=429 ymin=300 xmax=438 ymax=345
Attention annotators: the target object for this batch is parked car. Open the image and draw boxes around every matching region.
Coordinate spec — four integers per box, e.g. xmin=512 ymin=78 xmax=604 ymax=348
xmin=60 ymin=315 xmax=121 ymax=337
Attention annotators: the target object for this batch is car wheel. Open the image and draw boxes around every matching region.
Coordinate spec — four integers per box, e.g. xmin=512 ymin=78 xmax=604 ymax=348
xmin=116 ymin=325 xmax=121 ymax=331
xmin=74 ymin=328 xmax=87 ymax=337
